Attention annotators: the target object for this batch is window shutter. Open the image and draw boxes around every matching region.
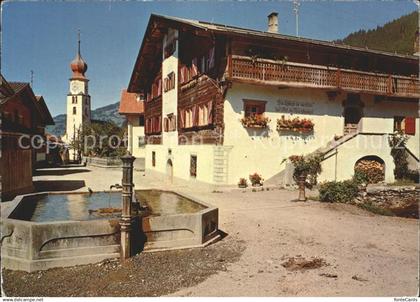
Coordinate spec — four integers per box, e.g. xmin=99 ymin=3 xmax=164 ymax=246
xmin=179 ymin=68 xmax=184 ymax=84
xmin=163 ymin=117 xmax=168 ymax=132
xmin=405 ymin=117 xmax=416 ymax=135
xmin=207 ymin=100 xmax=213 ymax=124
xmin=201 ymin=56 xmax=206 ymax=73
xmin=193 ymin=105 xmax=199 ymax=126
xmin=158 ymin=79 xmax=162 ymax=96
xmin=178 ymin=109 xmax=184 ymax=129
xmin=192 ymin=58 xmax=198 ymax=76
xmin=158 ymin=116 xmax=162 ymax=132
xmin=208 ymin=47 xmax=215 ymax=69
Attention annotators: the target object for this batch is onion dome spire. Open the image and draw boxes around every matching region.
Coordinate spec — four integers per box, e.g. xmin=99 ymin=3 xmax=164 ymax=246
xmin=70 ymin=30 xmax=88 ymax=79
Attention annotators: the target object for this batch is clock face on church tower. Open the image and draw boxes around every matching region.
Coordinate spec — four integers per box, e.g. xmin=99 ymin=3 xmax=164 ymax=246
xmin=70 ymin=81 xmax=82 ymax=94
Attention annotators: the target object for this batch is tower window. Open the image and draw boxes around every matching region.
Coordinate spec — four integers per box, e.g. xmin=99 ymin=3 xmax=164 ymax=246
xmin=73 ymin=107 xmax=77 ymax=115
xmin=72 ymin=96 xmax=77 ymax=104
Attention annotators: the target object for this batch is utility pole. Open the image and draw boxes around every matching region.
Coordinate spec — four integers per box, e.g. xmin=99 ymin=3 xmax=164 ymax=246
xmin=293 ymin=0 xmax=301 ymax=37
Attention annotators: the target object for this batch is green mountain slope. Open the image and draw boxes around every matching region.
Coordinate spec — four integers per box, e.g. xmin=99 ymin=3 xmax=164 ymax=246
xmin=46 ymin=102 xmax=125 ymax=137
xmin=338 ymin=11 xmax=418 ymax=55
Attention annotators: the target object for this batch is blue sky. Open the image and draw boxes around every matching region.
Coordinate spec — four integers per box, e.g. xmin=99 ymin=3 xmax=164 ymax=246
xmin=2 ymin=0 xmax=417 ymax=116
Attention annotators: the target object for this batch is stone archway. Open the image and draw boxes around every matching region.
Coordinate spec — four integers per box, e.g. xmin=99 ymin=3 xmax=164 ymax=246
xmin=355 ymin=155 xmax=385 ymax=184
xmin=166 ymin=159 xmax=173 ymax=184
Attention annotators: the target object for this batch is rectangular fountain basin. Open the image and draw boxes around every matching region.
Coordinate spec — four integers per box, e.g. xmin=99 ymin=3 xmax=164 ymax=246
xmin=136 ymin=190 xmax=219 ymax=252
xmin=1 ymin=190 xmax=219 ymax=272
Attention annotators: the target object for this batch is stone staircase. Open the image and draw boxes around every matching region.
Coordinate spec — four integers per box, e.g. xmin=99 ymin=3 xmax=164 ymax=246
xmin=314 ymin=132 xmax=359 ymax=157
xmin=265 ymin=132 xmax=359 ymax=186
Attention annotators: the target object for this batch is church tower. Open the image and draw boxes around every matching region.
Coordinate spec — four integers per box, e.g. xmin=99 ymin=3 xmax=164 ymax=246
xmin=64 ymin=31 xmax=91 ymax=161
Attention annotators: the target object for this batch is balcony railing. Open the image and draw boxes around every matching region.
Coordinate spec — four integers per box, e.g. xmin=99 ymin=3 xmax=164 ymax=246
xmin=227 ymin=55 xmax=420 ymax=98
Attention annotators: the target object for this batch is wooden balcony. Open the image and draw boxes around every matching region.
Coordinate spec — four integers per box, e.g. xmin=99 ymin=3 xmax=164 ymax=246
xmin=227 ymin=55 xmax=420 ymax=98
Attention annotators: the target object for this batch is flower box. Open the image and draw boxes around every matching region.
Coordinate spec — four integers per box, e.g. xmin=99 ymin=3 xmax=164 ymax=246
xmin=276 ymin=115 xmax=314 ymax=133
xmin=241 ymin=114 xmax=270 ymax=128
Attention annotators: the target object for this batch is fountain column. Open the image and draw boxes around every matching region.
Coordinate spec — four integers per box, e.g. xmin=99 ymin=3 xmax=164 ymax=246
xmin=120 ymin=153 xmax=136 ymax=261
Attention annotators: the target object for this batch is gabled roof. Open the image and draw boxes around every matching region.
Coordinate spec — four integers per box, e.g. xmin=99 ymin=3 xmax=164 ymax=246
xmin=156 ymin=14 xmax=418 ymax=60
xmin=0 ymin=74 xmax=15 ymax=100
xmin=119 ymin=89 xmax=144 ymax=115
xmin=35 ymin=96 xmax=55 ymax=125
xmin=9 ymin=82 xmax=28 ymax=94
xmin=128 ymin=14 xmax=419 ymax=92
xmin=1 ymin=78 xmax=54 ymax=126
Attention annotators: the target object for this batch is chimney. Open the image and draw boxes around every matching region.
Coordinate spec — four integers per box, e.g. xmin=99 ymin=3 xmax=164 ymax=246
xmin=267 ymin=12 xmax=278 ymax=33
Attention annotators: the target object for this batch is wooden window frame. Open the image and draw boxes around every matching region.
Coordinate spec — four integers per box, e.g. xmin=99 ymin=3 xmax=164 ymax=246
xmin=243 ymin=100 xmax=267 ymax=117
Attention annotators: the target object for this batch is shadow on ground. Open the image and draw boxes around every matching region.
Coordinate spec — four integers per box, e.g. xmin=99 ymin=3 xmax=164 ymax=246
xmin=34 ymin=180 xmax=86 ymax=192
xmin=34 ymin=169 xmax=91 ymax=176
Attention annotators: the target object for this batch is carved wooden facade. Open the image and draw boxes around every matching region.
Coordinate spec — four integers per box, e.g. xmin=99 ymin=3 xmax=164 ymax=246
xmin=129 ymin=14 xmax=419 ymax=146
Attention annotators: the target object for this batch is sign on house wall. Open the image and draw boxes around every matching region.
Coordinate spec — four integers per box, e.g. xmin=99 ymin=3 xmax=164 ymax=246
xmin=274 ymin=99 xmax=314 ymax=115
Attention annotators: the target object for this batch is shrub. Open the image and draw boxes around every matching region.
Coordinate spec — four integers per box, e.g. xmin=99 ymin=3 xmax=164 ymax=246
xmin=319 ymin=180 xmax=359 ymax=203
xmin=353 ymin=169 xmax=369 ymax=185
xmin=388 ymin=131 xmax=410 ymax=180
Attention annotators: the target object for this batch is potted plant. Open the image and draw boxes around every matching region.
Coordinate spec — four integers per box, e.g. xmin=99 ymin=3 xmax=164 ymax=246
xmin=249 ymin=172 xmax=264 ymax=187
xmin=238 ymin=178 xmax=248 ymax=188
xmin=241 ymin=114 xmax=271 ymax=128
xmin=287 ymin=154 xmax=322 ymax=201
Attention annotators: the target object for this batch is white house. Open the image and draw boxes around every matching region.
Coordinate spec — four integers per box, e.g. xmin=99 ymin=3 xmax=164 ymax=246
xmin=126 ymin=13 xmax=419 ymax=185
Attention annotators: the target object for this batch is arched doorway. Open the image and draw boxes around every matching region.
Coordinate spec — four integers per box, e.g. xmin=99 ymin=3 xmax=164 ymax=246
xmin=354 ymin=156 xmax=385 ymax=184
xmin=343 ymin=94 xmax=363 ymax=134
xmin=166 ymin=159 xmax=173 ymax=184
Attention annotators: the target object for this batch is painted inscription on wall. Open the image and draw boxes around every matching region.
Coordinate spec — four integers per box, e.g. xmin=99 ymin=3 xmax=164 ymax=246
xmin=274 ymin=99 xmax=314 ymax=115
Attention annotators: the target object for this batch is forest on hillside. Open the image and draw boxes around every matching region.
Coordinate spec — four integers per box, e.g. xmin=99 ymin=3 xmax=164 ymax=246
xmin=337 ymin=11 xmax=418 ymax=55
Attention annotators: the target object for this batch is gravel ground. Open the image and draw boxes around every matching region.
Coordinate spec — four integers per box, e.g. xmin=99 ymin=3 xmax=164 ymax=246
xmin=2 ymin=167 xmax=418 ymax=297
xmin=2 ymin=237 xmax=244 ymax=297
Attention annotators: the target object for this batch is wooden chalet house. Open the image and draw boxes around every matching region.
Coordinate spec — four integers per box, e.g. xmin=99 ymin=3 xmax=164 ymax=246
xmin=127 ymin=13 xmax=419 ymax=185
xmin=1 ymin=75 xmax=54 ymax=201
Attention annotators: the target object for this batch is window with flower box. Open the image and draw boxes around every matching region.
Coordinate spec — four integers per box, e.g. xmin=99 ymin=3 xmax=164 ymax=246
xmin=244 ymin=100 xmax=266 ymax=117
xmin=241 ymin=100 xmax=269 ymax=128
